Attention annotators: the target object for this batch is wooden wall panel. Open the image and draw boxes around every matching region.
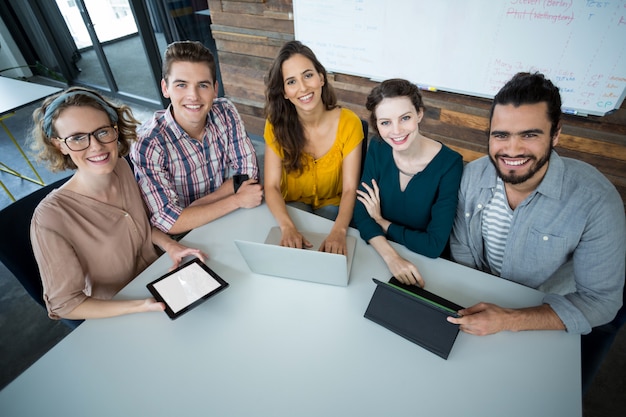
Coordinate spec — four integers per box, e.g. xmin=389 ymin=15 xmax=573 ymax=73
xmin=209 ymin=0 xmax=626 ymax=210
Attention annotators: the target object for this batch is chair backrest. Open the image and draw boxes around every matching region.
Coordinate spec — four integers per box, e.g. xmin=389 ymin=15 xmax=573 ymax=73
xmin=360 ymin=119 xmax=369 ymax=177
xmin=0 ymin=176 xmax=72 ymax=308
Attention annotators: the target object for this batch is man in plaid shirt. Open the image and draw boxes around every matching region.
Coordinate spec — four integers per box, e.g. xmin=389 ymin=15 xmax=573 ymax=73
xmin=131 ymin=41 xmax=262 ymax=235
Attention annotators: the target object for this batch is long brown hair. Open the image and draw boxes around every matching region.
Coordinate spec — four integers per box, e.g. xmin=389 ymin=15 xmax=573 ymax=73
xmin=264 ymin=41 xmax=337 ymax=173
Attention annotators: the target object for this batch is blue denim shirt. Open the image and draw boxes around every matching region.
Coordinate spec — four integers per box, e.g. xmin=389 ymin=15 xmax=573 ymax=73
xmin=451 ymin=152 xmax=625 ymax=334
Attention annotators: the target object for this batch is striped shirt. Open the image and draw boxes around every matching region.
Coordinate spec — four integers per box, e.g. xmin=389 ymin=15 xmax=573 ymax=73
xmin=481 ymin=177 xmax=513 ymax=276
xmin=130 ymin=98 xmax=259 ymax=233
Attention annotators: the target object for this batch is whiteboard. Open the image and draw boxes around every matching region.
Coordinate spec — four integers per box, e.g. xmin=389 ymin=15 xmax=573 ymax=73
xmin=294 ymin=0 xmax=626 ymax=116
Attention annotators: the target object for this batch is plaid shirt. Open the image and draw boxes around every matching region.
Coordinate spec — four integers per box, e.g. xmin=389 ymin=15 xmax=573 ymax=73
xmin=131 ymin=98 xmax=259 ymax=232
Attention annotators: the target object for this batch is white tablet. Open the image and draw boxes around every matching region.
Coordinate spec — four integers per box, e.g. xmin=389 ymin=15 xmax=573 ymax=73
xmin=146 ymin=259 xmax=229 ymax=319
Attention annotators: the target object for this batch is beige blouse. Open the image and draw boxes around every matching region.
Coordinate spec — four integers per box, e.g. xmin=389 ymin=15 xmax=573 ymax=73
xmin=31 ymin=159 xmax=158 ymax=319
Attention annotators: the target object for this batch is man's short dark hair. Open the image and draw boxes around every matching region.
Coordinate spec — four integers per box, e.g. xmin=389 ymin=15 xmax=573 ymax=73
xmin=489 ymin=72 xmax=562 ymax=138
xmin=162 ymin=41 xmax=216 ymax=85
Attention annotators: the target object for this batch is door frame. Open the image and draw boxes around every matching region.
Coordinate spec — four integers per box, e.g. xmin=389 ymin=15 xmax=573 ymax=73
xmin=1 ymin=0 xmax=166 ymax=108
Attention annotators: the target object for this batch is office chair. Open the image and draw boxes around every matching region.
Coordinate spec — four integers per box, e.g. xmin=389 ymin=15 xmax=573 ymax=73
xmin=581 ymin=278 xmax=626 ymax=394
xmin=0 ymin=175 xmax=81 ymax=328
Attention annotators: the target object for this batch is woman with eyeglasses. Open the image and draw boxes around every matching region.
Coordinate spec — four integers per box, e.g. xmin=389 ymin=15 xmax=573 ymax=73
xmin=29 ymin=87 xmax=207 ymax=322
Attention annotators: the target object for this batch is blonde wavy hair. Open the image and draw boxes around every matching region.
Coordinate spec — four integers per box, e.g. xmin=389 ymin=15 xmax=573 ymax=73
xmin=30 ymin=86 xmax=139 ymax=172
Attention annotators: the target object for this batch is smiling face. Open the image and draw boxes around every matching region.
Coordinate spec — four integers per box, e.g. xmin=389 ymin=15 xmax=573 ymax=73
xmin=161 ymin=61 xmax=217 ymax=137
xmin=281 ymin=53 xmax=325 ymax=113
xmin=374 ymin=96 xmax=423 ymax=151
xmin=488 ymin=102 xmax=559 ymax=186
xmin=54 ymin=105 xmax=119 ymax=176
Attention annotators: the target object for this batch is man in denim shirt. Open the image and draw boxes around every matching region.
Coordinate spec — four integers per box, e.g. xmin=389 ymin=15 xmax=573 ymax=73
xmin=449 ymin=72 xmax=625 ymax=338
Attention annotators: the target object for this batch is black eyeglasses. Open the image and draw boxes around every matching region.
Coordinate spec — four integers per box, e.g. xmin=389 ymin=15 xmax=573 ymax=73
xmin=56 ymin=125 xmax=118 ymax=151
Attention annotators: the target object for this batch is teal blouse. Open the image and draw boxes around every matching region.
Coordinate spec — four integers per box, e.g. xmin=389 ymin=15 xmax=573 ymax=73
xmin=353 ymin=139 xmax=463 ymax=258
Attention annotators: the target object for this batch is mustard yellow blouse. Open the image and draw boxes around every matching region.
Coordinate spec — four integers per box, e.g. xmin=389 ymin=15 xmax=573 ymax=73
xmin=264 ymin=108 xmax=363 ymax=209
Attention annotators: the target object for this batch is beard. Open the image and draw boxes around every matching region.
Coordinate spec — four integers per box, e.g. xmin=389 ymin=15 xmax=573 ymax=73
xmin=489 ymin=143 xmax=553 ymax=185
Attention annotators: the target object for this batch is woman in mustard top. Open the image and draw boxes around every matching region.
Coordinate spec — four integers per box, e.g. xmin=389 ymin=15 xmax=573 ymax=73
xmin=264 ymin=41 xmax=363 ymax=254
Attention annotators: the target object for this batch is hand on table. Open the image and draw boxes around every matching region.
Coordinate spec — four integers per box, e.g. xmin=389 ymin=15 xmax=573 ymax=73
xmin=447 ymin=302 xmax=513 ymax=336
xmin=143 ymin=298 xmax=166 ymax=312
xmin=234 ymin=179 xmax=264 ymax=208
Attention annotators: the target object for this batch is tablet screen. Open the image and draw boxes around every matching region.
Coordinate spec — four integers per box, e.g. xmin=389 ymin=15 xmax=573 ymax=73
xmin=147 ymin=259 xmax=229 ymax=319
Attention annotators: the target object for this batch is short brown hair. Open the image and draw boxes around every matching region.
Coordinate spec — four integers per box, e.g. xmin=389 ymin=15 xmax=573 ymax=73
xmin=162 ymin=41 xmax=217 ymax=85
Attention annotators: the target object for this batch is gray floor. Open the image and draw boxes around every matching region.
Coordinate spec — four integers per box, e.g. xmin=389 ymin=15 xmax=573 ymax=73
xmin=1 ymin=86 xmax=625 ymax=416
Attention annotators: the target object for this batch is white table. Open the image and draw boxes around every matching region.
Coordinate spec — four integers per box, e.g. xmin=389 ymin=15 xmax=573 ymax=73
xmin=0 ymin=205 xmax=581 ymax=417
xmin=0 ymin=76 xmax=61 ymax=200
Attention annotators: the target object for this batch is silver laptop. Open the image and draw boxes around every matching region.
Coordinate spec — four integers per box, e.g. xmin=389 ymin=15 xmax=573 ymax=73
xmin=234 ymin=227 xmax=357 ymax=286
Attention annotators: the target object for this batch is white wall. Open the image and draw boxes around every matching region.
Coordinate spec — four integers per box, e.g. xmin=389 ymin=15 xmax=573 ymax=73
xmin=294 ymin=0 xmax=626 ymax=116
xmin=0 ymin=15 xmax=32 ymax=78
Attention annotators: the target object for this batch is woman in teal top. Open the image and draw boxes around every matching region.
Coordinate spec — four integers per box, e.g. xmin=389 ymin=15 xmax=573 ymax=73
xmin=353 ymin=79 xmax=463 ymax=287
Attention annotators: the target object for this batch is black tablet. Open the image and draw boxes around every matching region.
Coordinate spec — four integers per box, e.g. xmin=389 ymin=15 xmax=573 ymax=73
xmin=385 ymin=277 xmax=463 ymax=318
xmin=146 ymin=259 xmax=229 ymax=320
xmin=365 ymin=278 xmax=464 ymax=359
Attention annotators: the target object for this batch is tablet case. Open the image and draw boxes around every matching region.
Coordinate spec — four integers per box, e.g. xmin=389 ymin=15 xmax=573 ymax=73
xmin=364 ymin=278 xmax=463 ymax=359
